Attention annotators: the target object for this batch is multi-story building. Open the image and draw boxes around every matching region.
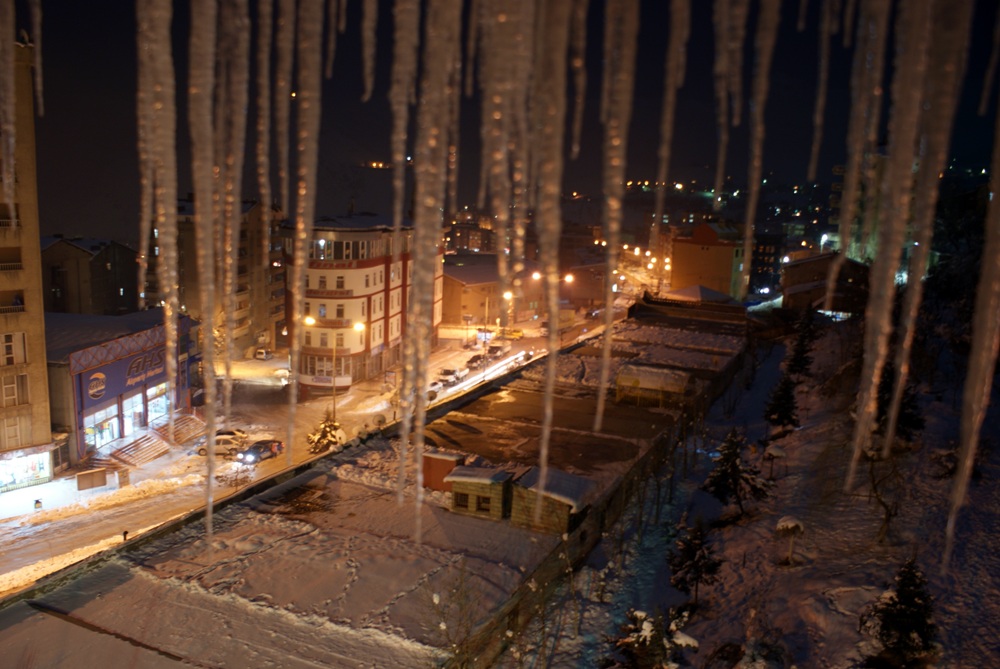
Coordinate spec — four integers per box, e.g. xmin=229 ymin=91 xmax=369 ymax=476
xmin=670 ymin=221 xmax=745 ymax=300
xmin=0 ymin=45 xmax=55 ymax=494
xmin=145 ymin=198 xmax=285 ymax=356
xmin=290 ymin=212 xmax=442 ymax=399
xmin=41 ymin=236 xmax=139 ymax=314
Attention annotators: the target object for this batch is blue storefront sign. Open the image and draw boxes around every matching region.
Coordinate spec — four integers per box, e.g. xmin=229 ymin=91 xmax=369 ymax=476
xmin=80 ymin=348 xmax=168 ymax=411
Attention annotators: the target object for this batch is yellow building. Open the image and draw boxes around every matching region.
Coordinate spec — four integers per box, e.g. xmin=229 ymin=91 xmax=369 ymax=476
xmin=0 ymin=45 xmax=56 ymax=492
xmin=670 ymin=222 xmax=745 ymax=300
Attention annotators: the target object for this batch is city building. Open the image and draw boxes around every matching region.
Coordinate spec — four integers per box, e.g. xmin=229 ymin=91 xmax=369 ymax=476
xmin=40 ymin=236 xmax=139 ymax=314
xmin=289 ymin=212 xmax=442 ymax=399
xmin=669 ymin=221 xmax=746 ymax=300
xmin=781 ymin=252 xmax=869 ymax=315
xmin=144 ymin=198 xmax=284 ymax=357
xmin=0 ymin=45 xmax=54 ymax=495
xmin=45 ymin=309 xmax=199 ymax=466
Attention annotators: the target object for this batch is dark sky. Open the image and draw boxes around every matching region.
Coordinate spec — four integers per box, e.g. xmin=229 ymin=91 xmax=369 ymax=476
xmin=26 ymin=0 xmax=1000 ymax=243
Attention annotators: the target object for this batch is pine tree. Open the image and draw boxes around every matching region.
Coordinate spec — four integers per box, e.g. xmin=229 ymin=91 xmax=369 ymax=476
xmin=306 ymin=410 xmax=346 ymax=452
xmin=602 ymin=608 xmax=696 ymax=668
xmin=876 ymin=362 xmax=926 ymax=442
xmin=703 ymin=429 xmax=773 ymax=515
xmin=859 ymin=558 xmax=937 ymax=666
xmin=668 ymin=518 xmax=722 ymax=606
xmin=764 ymin=373 xmax=800 ymax=432
xmin=787 ymin=312 xmax=815 ymax=377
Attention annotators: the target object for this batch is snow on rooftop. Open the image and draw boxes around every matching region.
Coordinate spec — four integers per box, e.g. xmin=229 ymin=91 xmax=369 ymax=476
xmin=444 ymin=465 xmax=512 ymax=484
xmin=516 ymin=467 xmax=595 ymax=513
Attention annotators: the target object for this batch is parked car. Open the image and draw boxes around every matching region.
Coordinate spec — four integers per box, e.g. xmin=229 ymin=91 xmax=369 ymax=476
xmin=498 ymin=328 xmax=524 ymax=340
xmin=466 ymin=354 xmax=486 ymax=370
xmin=216 ymin=428 xmax=249 ymax=443
xmin=487 ymin=341 xmax=512 ymax=359
xmin=254 ymin=347 xmax=274 ymax=360
xmin=235 ymin=439 xmax=285 ymax=464
xmin=427 ymin=380 xmax=444 ymax=399
xmin=438 ymin=367 xmax=470 ymax=385
xmin=197 ymin=434 xmax=244 ymax=457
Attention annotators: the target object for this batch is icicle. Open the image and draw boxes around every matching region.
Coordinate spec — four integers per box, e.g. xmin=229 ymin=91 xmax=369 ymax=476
xmin=807 ymin=0 xmax=832 ymax=183
xmin=286 ymin=0 xmax=325 ymax=501
xmin=257 ymin=0 xmax=274 ymax=266
xmin=507 ymin=0 xmax=535 ymax=277
xmin=464 ymin=0 xmax=480 ymax=96
xmin=946 ymin=92 xmax=1000 ymax=570
xmin=324 ymin=0 xmax=339 ymax=79
xmin=884 ymin=0 xmax=972 ymax=460
xmin=446 ymin=46 xmax=461 ymax=218
xmin=829 ymin=0 xmax=842 ymax=34
xmin=339 ymin=0 xmax=348 ymax=33
xmin=404 ymin=0 xmax=462 ymax=541
xmin=846 ymin=0 xmax=932 ymax=487
xmin=727 ymin=0 xmax=750 ymax=128
xmin=569 ymin=0 xmax=589 ymax=159
xmin=739 ymin=0 xmax=781 ymax=301
xmin=528 ymin=0 xmax=572 ymax=522
xmin=651 ymin=0 xmax=690 ymax=296
xmin=187 ymin=0 xmax=218 ymax=534
xmin=712 ymin=0 xmax=731 ymax=211
xmin=361 ymin=0 xmax=377 ymax=101
xmin=28 ymin=0 xmax=41 ymax=116
xmin=842 ymin=0 xmax=857 ymax=46
xmin=389 ymin=0 xmax=419 ymax=235
xmin=275 ymin=0 xmax=296 ymax=212
xmin=136 ymin=5 xmax=153 ymax=312
xmin=594 ymin=0 xmax=639 ymax=433
xmin=824 ymin=0 xmax=891 ymax=311
xmin=978 ymin=3 xmax=1000 ymax=117
xmin=797 ymin=0 xmax=808 ymax=31
xmin=0 ymin=0 xmax=15 ymax=209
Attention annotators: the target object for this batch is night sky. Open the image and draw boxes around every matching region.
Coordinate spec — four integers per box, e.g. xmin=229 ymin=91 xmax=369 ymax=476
xmin=26 ymin=0 xmax=1000 ymax=243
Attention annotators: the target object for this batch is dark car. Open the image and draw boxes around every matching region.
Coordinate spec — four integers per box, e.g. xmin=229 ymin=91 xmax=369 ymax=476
xmin=235 ymin=439 xmax=285 ymax=464
xmin=466 ymin=354 xmax=486 ymax=370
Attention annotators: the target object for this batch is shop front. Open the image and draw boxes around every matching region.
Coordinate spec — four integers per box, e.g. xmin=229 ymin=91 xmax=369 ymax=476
xmin=0 ymin=445 xmax=53 ymax=493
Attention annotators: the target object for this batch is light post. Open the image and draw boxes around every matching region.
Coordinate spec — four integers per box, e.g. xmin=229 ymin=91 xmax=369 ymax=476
xmin=502 ymin=290 xmax=513 ymax=337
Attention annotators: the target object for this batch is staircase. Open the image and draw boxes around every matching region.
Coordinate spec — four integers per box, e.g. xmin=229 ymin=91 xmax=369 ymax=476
xmin=151 ymin=414 xmax=206 ymax=445
xmin=110 ymin=433 xmax=171 ymax=467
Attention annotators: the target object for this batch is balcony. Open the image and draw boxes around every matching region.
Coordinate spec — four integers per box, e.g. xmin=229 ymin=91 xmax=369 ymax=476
xmin=0 ymin=262 xmax=22 ymax=271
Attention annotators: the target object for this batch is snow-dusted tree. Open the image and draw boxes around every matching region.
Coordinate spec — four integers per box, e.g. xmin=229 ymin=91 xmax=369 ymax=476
xmin=876 ymin=360 xmax=925 ymax=442
xmin=859 ymin=558 xmax=937 ymax=667
xmin=668 ymin=517 xmax=722 ymax=607
xmin=764 ymin=373 xmax=800 ymax=433
xmin=775 ymin=516 xmax=804 ymax=565
xmin=602 ymin=608 xmax=697 ymax=668
xmin=703 ymin=430 xmax=773 ymax=515
xmin=786 ymin=312 xmax=815 ymax=377
xmin=305 ymin=410 xmax=347 ymax=453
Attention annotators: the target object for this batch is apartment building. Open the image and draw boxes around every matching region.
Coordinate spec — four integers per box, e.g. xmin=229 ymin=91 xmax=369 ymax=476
xmin=288 ymin=213 xmax=442 ymax=399
xmin=145 ymin=198 xmax=285 ymax=356
xmin=0 ymin=45 xmax=56 ymax=493
xmin=40 ymin=236 xmax=139 ymax=315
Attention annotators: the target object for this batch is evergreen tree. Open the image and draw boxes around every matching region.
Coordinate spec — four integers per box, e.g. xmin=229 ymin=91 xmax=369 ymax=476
xmin=859 ymin=558 xmax=937 ymax=666
xmin=668 ymin=517 xmax=722 ymax=606
xmin=703 ymin=429 xmax=773 ymax=515
xmin=787 ymin=310 xmax=815 ymax=377
xmin=306 ymin=410 xmax=346 ymax=452
xmin=875 ymin=362 xmax=925 ymax=442
xmin=765 ymin=374 xmax=800 ymax=432
xmin=602 ymin=608 xmax=696 ymax=668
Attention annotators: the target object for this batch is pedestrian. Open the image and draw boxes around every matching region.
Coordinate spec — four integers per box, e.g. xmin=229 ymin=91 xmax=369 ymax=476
xmin=123 ymin=530 xmax=129 ymax=542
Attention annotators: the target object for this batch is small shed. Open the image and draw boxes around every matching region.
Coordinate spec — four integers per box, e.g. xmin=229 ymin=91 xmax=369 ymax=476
xmin=423 ymin=451 xmax=465 ymax=492
xmin=443 ymin=466 xmax=512 ymax=521
xmin=511 ymin=467 xmax=595 ymax=535
xmin=614 ymin=363 xmax=692 ymax=408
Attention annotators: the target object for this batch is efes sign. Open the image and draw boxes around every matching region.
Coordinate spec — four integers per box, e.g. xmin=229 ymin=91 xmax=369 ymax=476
xmin=80 ymin=348 xmax=170 ymax=409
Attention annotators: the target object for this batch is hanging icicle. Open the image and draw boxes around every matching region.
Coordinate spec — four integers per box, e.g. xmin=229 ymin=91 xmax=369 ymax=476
xmin=28 ymin=0 xmax=41 ymax=116
xmin=807 ymin=0 xmax=832 ymax=183
xmin=361 ymin=0 xmax=377 ymax=101
xmin=842 ymin=0 xmax=857 ymax=46
xmin=846 ymin=0 xmax=933 ymax=488
xmin=727 ymin=0 xmax=750 ymax=128
xmin=569 ymin=0 xmax=590 ymax=160
xmin=324 ymin=0 xmax=340 ymax=79
xmin=594 ymin=0 xmax=639 ymax=432
xmin=389 ymin=0 xmax=419 ymax=236
xmin=135 ymin=3 xmax=153 ymax=313
xmin=739 ymin=0 xmax=781 ymax=301
xmin=275 ymin=0 xmax=296 ymax=212
xmin=824 ymin=0 xmax=891 ymax=311
xmin=978 ymin=2 xmax=1000 ymax=117
xmin=883 ymin=0 xmax=972 ymax=455
xmin=712 ymin=0 xmax=731 ymax=211
xmin=187 ymin=0 xmax=219 ymax=537
xmin=651 ymin=0 xmax=691 ymax=270
xmin=797 ymin=0 xmax=809 ymax=31
xmin=257 ymin=0 xmax=274 ymax=266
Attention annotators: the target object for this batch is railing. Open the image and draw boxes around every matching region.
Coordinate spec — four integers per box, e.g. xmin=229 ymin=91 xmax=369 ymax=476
xmin=0 ymin=304 xmax=25 ymax=314
xmin=0 ymin=219 xmax=19 ymax=228
xmin=0 ymin=262 xmax=22 ymax=271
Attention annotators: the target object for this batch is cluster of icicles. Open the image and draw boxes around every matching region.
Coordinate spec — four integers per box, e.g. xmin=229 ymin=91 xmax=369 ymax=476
xmin=3 ymin=0 xmax=996 ymax=564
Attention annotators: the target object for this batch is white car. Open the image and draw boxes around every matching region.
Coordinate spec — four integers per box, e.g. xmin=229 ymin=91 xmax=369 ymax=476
xmin=197 ymin=434 xmax=244 ymax=457
xmin=427 ymin=380 xmax=444 ymax=398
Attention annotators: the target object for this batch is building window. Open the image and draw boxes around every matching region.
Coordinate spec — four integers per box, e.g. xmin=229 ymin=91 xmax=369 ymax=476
xmin=365 ymin=274 xmax=370 ymax=288
xmin=2 ymin=373 xmax=29 ymax=407
xmin=454 ymin=492 xmax=469 ymax=509
xmin=2 ymin=333 xmax=26 ymax=366
xmin=475 ymin=495 xmax=491 ymax=513
xmin=319 ymin=333 xmax=328 ymax=347
xmin=362 ymin=302 xmax=366 ymax=317
xmin=304 ymin=331 xmax=312 ymax=346
xmin=319 ymin=304 xmax=327 ymax=318
xmin=335 ymin=332 xmax=344 ymax=347
xmin=319 ymin=275 xmax=327 ymax=289
xmin=336 ymin=304 xmax=345 ymax=318
xmin=336 ymin=275 xmax=344 ymax=289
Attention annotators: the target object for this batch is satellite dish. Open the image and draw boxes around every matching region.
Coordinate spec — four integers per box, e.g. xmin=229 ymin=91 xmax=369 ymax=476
xmin=372 ymin=414 xmax=387 ymax=427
